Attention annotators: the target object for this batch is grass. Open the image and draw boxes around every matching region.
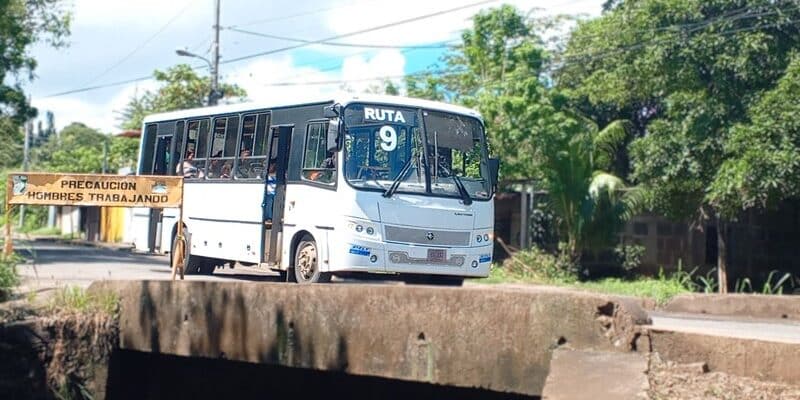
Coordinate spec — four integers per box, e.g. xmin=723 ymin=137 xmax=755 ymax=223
xmin=48 ymin=286 xmax=119 ymax=316
xmin=22 ymin=226 xmax=61 ymax=236
xmin=478 ymin=261 xmax=694 ymax=304
xmin=577 ymin=277 xmax=692 ymax=304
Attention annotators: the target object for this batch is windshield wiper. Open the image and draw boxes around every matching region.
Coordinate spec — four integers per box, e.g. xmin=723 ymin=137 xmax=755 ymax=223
xmin=383 ymin=157 xmax=415 ymax=198
xmin=452 ymin=175 xmax=473 ymax=205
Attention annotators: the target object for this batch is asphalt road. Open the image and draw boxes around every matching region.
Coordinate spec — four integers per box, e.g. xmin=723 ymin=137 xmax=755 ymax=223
xmin=649 ymin=311 xmax=800 ymax=344
xmin=14 ymin=239 xmax=400 ymax=293
xmin=15 ymin=240 xmax=288 ymax=293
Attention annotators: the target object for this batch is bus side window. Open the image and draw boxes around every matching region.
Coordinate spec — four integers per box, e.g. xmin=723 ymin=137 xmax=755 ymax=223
xmin=170 ymin=120 xmax=185 ymax=176
xmin=182 ymin=119 xmax=209 ymax=179
xmin=236 ymin=113 xmax=269 ymax=179
xmin=208 ymin=117 xmax=238 ymax=180
xmin=140 ymin=124 xmax=157 ymax=175
xmin=301 ymin=122 xmax=336 ymax=184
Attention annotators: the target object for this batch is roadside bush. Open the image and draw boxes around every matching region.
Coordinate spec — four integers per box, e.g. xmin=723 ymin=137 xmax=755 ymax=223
xmin=0 ymin=254 xmax=20 ymax=301
xmin=502 ymin=245 xmax=579 ymax=284
xmin=614 ymin=243 xmax=645 ymax=272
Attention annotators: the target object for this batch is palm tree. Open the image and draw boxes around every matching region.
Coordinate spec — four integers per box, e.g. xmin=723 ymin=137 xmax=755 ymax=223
xmin=539 ymin=119 xmax=641 ymax=261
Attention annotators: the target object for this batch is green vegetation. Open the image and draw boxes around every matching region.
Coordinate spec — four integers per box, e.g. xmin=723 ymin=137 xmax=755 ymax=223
xmin=480 ymin=248 xmax=695 ymax=304
xmin=48 ymin=286 xmax=119 ymax=316
xmin=579 ymin=277 xmax=693 ymax=305
xmin=119 ymin=64 xmax=247 ymax=130
xmin=0 ymin=254 xmax=20 ymax=302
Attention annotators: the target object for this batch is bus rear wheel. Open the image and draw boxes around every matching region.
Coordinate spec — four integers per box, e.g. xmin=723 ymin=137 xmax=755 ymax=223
xmin=293 ymin=235 xmax=331 ymax=284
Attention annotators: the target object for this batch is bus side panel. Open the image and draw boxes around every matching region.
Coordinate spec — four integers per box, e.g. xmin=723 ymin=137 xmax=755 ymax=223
xmin=280 ymin=184 xmax=341 ymax=272
xmin=182 ymin=182 xmax=264 ymax=264
xmin=130 ymin=207 xmax=152 ymax=252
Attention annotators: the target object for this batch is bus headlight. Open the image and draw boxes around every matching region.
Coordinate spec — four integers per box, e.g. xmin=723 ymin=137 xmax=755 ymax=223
xmin=347 ymin=220 xmax=380 ymax=239
xmin=475 ymin=231 xmax=493 ymax=246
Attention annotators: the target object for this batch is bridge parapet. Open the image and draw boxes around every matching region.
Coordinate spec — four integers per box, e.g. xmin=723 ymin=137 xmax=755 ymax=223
xmin=89 ymin=281 xmax=649 ymax=396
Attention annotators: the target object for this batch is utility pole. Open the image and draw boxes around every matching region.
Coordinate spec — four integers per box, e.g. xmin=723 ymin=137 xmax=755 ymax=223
xmin=18 ymin=112 xmax=32 ymax=228
xmin=209 ymin=0 xmax=221 ymax=106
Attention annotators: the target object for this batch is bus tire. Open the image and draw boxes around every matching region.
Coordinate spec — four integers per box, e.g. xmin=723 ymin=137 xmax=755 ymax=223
xmin=293 ymin=235 xmax=331 ymax=284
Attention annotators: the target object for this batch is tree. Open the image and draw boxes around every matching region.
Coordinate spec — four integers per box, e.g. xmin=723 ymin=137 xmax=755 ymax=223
xmin=0 ymin=0 xmax=70 ymax=170
xmin=0 ymin=0 xmax=70 ymax=124
xmin=559 ymin=0 xmax=800 ymax=291
xmin=33 ymin=123 xmax=138 ymax=173
xmin=709 ymin=55 xmax=800 ymax=217
xmin=118 ymin=64 xmax=246 ymax=130
xmin=405 ymin=5 xmax=642 ymax=263
xmin=407 ymin=5 xmax=552 ymax=180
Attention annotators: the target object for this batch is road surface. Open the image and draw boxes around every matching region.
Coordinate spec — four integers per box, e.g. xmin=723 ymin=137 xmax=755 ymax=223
xmin=649 ymin=310 xmax=800 ymax=344
xmin=14 ymin=239 xmax=307 ymax=293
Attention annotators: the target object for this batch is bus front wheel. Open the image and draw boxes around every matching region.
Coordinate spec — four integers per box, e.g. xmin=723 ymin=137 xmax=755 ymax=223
xmin=293 ymin=235 xmax=331 ymax=284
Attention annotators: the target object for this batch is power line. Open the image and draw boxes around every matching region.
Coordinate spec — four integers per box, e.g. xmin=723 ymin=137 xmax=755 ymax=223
xmin=229 ymin=0 xmax=382 ymax=29
xmin=47 ymin=1 xmax=794 ymax=99
xmin=556 ymin=4 xmax=800 ymax=65
xmin=82 ymin=0 xmax=198 ymax=87
xmin=43 ymin=1 xmax=496 ymax=98
xmin=226 ymin=27 xmax=451 ymax=49
xmin=261 ymin=16 xmax=800 ymax=89
xmin=220 ymin=0 xmax=499 ymax=65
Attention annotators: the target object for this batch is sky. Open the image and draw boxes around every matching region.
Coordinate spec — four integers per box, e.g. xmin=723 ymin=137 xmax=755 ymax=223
xmin=24 ymin=0 xmax=604 ymax=134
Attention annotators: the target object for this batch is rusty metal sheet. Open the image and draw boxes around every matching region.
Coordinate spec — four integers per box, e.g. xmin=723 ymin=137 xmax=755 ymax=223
xmin=6 ymin=172 xmax=182 ymax=208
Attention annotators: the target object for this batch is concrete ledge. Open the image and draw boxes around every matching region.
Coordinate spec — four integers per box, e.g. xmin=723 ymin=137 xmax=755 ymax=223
xmin=663 ymin=294 xmax=800 ymax=321
xmin=542 ymin=349 xmax=648 ymax=399
xmin=90 ymin=281 xmax=648 ymax=396
xmin=650 ymin=330 xmax=800 ymax=385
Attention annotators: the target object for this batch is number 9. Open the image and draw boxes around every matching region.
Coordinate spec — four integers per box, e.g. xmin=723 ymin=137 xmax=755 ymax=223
xmin=379 ymin=126 xmax=397 ymax=151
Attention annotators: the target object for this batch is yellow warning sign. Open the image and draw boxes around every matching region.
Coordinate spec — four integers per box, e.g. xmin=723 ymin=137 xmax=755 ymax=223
xmin=6 ymin=172 xmax=182 ymax=208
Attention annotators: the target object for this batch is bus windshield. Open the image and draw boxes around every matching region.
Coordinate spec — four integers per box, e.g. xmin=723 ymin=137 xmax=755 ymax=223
xmin=343 ymin=103 xmax=491 ymax=200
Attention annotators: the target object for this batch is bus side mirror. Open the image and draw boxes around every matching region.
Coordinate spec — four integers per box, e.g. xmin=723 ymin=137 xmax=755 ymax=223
xmin=327 ymin=121 xmax=341 ymax=152
xmin=323 ymin=104 xmax=339 ymax=118
xmin=488 ymin=158 xmax=500 ymax=187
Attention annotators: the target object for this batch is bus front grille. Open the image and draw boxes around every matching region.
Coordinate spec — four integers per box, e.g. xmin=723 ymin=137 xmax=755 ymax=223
xmin=384 ymin=225 xmax=470 ymax=247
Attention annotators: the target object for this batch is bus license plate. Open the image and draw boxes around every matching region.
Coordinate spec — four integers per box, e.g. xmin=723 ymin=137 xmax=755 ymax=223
xmin=427 ymin=249 xmax=446 ymax=263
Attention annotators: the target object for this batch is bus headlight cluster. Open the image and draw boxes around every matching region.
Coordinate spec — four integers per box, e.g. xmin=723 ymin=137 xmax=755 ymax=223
xmin=476 ymin=233 xmax=491 ymax=244
xmin=348 ymin=221 xmax=379 ymax=238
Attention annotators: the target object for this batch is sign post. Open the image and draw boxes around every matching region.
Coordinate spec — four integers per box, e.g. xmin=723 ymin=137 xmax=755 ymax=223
xmin=4 ymin=172 xmax=185 ymax=279
xmin=3 ymin=175 xmax=13 ymax=258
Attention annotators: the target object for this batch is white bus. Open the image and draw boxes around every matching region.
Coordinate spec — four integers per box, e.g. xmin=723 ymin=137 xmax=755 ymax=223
xmin=130 ymin=94 xmax=499 ymax=285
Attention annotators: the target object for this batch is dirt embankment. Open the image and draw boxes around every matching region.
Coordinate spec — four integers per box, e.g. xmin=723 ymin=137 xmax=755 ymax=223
xmin=0 ymin=302 xmax=118 ymax=399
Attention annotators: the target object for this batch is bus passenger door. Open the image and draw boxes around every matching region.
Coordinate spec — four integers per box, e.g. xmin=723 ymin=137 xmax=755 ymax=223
xmin=147 ymin=134 xmax=172 ymax=252
xmin=263 ymin=125 xmax=293 ymax=264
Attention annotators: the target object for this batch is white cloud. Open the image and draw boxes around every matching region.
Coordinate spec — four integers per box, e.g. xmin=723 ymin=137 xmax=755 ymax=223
xmin=324 ymin=0 xmax=603 ymax=47
xmin=32 ymin=80 xmax=157 ymax=133
xmin=29 ymin=0 xmax=605 ymax=135
xmin=225 ymin=49 xmax=406 ymax=104
xmin=68 ymin=0 xmax=208 ymax=30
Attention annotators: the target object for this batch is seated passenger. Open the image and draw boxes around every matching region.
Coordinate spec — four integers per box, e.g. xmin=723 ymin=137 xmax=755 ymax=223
xmin=236 ymin=148 xmax=254 ymax=178
xmin=177 ymin=149 xmax=203 ymax=178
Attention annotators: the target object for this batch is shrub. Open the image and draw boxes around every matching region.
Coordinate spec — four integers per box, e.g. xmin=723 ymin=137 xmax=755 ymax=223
xmin=614 ymin=243 xmax=645 ymax=272
xmin=0 ymin=254 xmax=20 ymax=301
xmin=502 ymin=245 xmax=579 ymax=284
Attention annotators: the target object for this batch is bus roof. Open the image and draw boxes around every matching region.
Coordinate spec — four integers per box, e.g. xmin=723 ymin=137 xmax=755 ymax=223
xmin=141 ymin=93 xmax=482 ymax=124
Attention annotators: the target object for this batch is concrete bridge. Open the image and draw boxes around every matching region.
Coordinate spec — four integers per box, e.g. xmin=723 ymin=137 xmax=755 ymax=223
xmin=92 ymin=281 xmax=650 ymax=397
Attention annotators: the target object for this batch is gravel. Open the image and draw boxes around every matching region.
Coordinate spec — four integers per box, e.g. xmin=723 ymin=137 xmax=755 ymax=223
xmin=648 ymin=353 xmax=800 ymax=400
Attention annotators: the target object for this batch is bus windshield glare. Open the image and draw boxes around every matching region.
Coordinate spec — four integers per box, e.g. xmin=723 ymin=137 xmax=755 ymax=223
xmin=343 ymin=104 xmax=491 ymax=200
